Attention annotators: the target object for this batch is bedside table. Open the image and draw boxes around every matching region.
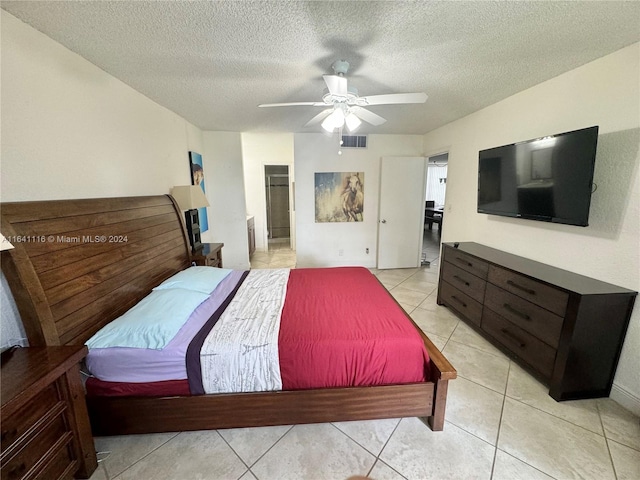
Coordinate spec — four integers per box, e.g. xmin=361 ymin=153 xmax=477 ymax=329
xmin=191 ymin=242 xmax=224 ymax=267
xmin=1 ymin=346 xmax=97 ymax=479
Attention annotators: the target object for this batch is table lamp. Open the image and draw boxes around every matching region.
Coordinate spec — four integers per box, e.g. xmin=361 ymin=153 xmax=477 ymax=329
xmin=170 ymin=185 xmax=210 ymax=253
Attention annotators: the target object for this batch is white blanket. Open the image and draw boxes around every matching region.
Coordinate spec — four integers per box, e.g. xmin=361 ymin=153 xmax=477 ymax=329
xmin=200 ymin=268 xmax=290 ymax=393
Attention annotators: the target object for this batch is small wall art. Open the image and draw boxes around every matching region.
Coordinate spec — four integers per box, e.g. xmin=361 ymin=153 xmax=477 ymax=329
xmin=314 ymin=172 xmax=364 ymax=222
xmin=189 ymin=151 xmax=208 ymax=233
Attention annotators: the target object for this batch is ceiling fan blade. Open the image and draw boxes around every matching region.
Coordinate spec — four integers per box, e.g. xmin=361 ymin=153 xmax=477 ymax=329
xmin=258 ymin=102 xmax=326 ymax=107
xmin=352 ymin=107 xmax=386 ymax=126
xmin=323 ymin=75 xmax=347 ymax=96
xmin=359 ymin=92 xmax=428 ymax=106
xmin=304 ymin=109 xmax=333 ymax=127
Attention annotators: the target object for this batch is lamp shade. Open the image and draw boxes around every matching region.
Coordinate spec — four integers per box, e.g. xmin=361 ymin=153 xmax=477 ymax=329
xmin=171 ymin=185 xmax=210 ymax=210
xmin=0 ymin=233 xmax=15 ymax=251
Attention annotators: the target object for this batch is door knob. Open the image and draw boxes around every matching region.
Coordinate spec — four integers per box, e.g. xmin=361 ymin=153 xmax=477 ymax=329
xmin=381 ymin=219 xmax=387 ymax=223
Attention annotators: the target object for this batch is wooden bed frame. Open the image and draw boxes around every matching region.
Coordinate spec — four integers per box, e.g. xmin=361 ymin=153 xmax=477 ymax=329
xmin=1 ymin=195 xmax=456 ymax=435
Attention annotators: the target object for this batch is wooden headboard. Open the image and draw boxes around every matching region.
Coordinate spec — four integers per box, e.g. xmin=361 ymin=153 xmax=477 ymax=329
xmin=1 ymin=195 xmax=191 ymax=347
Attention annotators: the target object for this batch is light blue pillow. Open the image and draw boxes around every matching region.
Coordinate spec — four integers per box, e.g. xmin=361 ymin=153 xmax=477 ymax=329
xmin=86 ymin=288 xmax=210 ymax=350
xmin=153 ymin=266 xmax=233 ymax=294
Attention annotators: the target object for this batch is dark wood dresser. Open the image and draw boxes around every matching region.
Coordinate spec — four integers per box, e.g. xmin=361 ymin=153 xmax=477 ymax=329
xmin=1 ymin=346 xmax=97 ymax=479
xmin=437 ymin=242 xmax=637 ymax=401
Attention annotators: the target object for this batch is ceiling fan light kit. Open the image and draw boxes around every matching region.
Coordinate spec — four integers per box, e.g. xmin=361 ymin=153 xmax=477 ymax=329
xmin=259 ymin=60 xmax=428 ymax=135
xmin=345 ymin=111 xmax=362 ymax=132
xmin=320 ymin=104 xmax=362 ymax=133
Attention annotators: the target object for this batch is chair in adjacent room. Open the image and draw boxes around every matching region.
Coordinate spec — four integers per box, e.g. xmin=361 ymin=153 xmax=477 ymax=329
xmin=425 ymin=200 xmax=442 ymax=231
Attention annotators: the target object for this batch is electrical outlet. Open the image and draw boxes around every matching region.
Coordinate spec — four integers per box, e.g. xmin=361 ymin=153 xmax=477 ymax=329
xmin=338 ymin=249 xmax=344 ymax=256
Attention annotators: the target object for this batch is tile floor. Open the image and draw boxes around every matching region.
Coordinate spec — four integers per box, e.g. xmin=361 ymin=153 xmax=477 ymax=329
xmin=89 ymin=246 xmax=640 ymax=480
xmin=421 ymin=225 xmax=441 ymax=267
xmin=248 ymin=241 xmax=297 ymax=270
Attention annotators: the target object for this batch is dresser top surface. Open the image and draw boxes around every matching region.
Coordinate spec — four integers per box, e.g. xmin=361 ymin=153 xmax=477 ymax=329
xmin=1 ymin=346 xmax=87 ymax=409
xmin=444 ymin=242 xmax=637 ymax=296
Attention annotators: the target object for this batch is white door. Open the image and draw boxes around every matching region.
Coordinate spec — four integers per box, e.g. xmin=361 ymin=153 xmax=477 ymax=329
xmin=378 ymin=156 xmax=427 ymax=269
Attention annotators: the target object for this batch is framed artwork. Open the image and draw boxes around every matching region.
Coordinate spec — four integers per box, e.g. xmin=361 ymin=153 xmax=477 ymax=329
xmin=189 ymin=151 xmax=209 ymax=233
xmin=314 ymin=172 xmax=364 ymax=222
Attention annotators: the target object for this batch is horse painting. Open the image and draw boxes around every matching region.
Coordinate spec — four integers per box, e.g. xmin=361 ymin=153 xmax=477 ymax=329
xmin=314 ymin=172 xmax=365 ymax=222
xmin=341 ymin=174 xmax=364 ymax=222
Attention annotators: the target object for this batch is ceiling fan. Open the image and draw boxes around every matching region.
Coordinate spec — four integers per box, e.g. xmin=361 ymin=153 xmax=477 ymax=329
xmin=258 ymin=60 xmax=428 ymax=133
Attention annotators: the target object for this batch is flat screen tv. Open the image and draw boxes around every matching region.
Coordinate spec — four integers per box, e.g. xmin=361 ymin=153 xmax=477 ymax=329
xmin=477 ymin=126 xmax=599 ymax=227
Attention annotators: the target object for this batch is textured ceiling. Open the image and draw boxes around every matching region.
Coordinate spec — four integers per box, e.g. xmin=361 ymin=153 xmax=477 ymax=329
xmin=2 ymin=1 xmax=639 ymax=135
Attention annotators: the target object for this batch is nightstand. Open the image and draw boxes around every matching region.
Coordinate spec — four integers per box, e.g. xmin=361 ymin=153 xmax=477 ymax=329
xmin=1 ymin=346 xmax=97 ymax=479
xmin=191 ymin=242 xmax=224 ymax=268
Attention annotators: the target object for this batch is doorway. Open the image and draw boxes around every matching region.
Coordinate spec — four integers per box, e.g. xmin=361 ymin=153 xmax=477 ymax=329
xmin=264 ymin=165 xmax=291 ymax=251
xmin=422 ymin=153 xmax=448 ymax=267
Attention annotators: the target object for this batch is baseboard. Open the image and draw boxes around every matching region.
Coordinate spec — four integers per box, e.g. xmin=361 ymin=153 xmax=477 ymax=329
xmin=610 ymin=383 xmax=640 ymax=416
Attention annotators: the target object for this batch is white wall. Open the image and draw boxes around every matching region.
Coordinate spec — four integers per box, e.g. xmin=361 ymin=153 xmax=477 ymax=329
xmin=0 ymin=11 xmax=204 ymax=346
xmin=1 ymin=11 xmax=203 ymax=202
xmin=294 ymin=133 xmax=424 ymax=268
xmin=241 ymin=133 xmax=295 ymax=252
xmin=424 ymin=43 xmax=640 ymax=413
xmin=202 ymin=132 xmax=249 ymax=270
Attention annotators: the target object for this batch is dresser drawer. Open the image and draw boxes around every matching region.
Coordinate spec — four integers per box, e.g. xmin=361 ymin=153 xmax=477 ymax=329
xmin=443 ymin=247 xmax=489 ymax=280
xmin=35 ymin=441 xmax=77 ymax=480
xmin=488 ymin=265 xmax=569 ymax=316
xmin=441 ymin=262 xmax=486 ymax=303
xmin=2 ymin=410 xmax=73 ymax=480
xmin=482 ymin=308 xmax=556 ymax=379
xmin=484 ymin=283 xmax=563 ymax=348
xmin=206 ymin=256 xmax=221 ymax=267
xmin=1 ymin=384 xmax=59 ymax=452
xmin=1 ymin=348 xmax=96 ymax=480
xmin=439 ymin=280 xmax=483 ymax=326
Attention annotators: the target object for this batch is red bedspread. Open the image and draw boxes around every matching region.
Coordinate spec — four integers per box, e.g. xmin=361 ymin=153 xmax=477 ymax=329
xmin=86 ymin=267 xmax=429 ymax=397
xmin=280 ymin=267 xmax=429 ymax=389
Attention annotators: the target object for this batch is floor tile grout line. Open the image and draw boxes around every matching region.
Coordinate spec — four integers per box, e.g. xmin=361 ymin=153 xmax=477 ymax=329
xmin=471 ymin=361 xmax=615 ymax=438
xmin=603 ymin=437 xmax=620 ymax=480
xmin=327 ymin=421 xmax=383 ymax=459
xmin=605 ymin=436 xmax=640 ymax=454
xmin=452 ymin=371 xmax=507 ymax=397
xmin=435 ymin=317 xmax=636 ymax=441
xmin=107 ymin=431 xmax=182 ymax=480
xmin=243 ymin=424 xmax=296 ymax=475
xmin=489 ymin=361 xmax=511 ymax=479
xmin=366 ymin=418 xmax=409 ymax=480
xmin=215 ymin=430 xmax=253 ymax=476
xmin=444 ymin=417 xmax=499 ymax=449
xmin=494 ymin=448 xmax=561 ymax=480
xmin=504 ymin=394 xmax=611 ymax=439
xmin=444 ymin=337 xmax=509 ymax=361
xmin=596 ymin=399 xmax=640 ymax=452
xmin=597 ymin=400 xmax=621 ymax=480
xmin=368 ymin=457 xmax=409 ymax=480
xmin=491 ymin=363 xmax=570 ymax=479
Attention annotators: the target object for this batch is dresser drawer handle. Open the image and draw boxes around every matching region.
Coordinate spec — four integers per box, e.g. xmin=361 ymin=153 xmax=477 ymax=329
xmin=503 ymin=303 xmax=531 ymax=321
xmin=500 ymin=328 xmax=526 ymax=348
xmin=506 ymin=280 xmax=536 ymax=295
xmin=450 ymin=295 xmax=467 ymax=308
xmin=1 ymin=427 xmax=18 ymax=443
xmin=454 ymin=257 xmax=473 ymax=268
xmin=452 ymin=275 xmax=470 ymax=287
xmin=8 ymin=462 xmax=26 ymax=479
